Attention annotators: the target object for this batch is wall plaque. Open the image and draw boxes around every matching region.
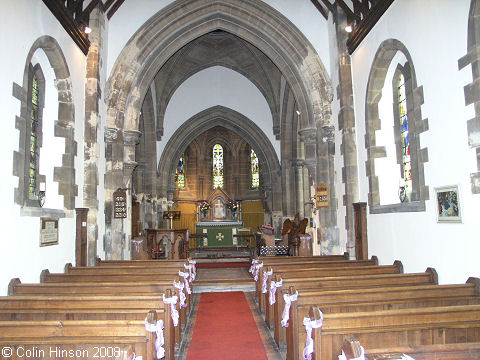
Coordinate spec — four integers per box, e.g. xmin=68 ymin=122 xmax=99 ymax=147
xmin=315 ymin=182 xmax=329 ymax=208
xmin=114 ymin=188 xmax=127 ymax=218
xmin=40 ymin=218 xmax=59 ymax=247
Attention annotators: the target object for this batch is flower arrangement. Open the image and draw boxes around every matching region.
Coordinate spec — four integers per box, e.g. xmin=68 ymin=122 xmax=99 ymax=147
xmin=227 ymin=199 xmax=238 ymax=212
xmin=199 ymin=200 xmax=210 ymax=214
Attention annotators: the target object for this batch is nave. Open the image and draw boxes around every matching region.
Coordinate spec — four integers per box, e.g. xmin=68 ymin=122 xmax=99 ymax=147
xmin=2 ymin=253 xmax=480 ymax=360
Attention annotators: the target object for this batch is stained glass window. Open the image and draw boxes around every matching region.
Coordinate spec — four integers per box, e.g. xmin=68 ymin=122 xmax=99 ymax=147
xmin=29 ymin=74 xmax=39 ymax=198
xmin=177 ymin=155 xmax=185 ymax=189
xmin=397 ymin=73 xmax=412 ymax=199
xmin=250 ymin=148 xmax=259 ymax=189
xmin=213 ymin=144 xmax=224 ymax=189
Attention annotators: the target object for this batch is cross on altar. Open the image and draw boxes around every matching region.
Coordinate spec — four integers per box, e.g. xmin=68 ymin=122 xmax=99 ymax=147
xmin=216 ymin=232 xmax=224 ymax=241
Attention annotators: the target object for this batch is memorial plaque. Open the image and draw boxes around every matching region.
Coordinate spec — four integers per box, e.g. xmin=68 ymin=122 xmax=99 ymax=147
xmin=114 ymin=188 xmax=127 ymax=218
xmin=315 ymin=182 xmax=329 ymax=208
xmin=40 ymin=218 xmax=58 ymax=247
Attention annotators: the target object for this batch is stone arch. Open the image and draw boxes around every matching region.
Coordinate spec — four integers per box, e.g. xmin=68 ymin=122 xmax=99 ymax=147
xmin=365 ymin=39 xmax=429 ymax=213
xmin=12 ymin=35 xmax=77 ymax=213
xmin=105 ymin=0 xmax=332 ymax=133
xmin=157 ymin=106 xmax=281 ymax=213
xmin=459 ymin=0 xmax=480 ymax=193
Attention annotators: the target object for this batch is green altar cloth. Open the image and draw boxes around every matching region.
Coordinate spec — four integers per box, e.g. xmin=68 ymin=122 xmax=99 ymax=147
xmin=195 ymin=221 xmax=244 ymax=247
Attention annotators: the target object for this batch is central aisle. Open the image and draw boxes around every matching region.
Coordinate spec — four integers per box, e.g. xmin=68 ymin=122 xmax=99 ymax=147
xmin=186 ymin=291 xmax=268 ymax=360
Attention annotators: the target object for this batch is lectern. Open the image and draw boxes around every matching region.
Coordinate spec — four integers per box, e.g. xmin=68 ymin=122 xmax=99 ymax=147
xmin=163 ymin=211 xmax=181 ymax=229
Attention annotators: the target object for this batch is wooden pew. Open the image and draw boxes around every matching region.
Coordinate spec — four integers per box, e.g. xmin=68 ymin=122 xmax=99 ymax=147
xmin=0 ymin=310 xmax=168 ymax=360
xmin=342 ymin=337 xmax=480 ymax=360
xmin=65 ymin=262 xmax=190 ymax=274
xmin=305 ymin=304 xmax=480 ymax=360
xmin=96 ymin=257 xmax=192 ymax=267
xmin=283 ymin=278 xmax=480 ymax=360
xmin=271 ymin=269 xmax=438 ymax=347
xmin=257 ymin=253 xmax=349 ymax=262
xmin=257 ymin=261 xmax=402 ymax=310
xmin=41 ymin=270 xmax=186 ymax=283
xmin=8 ymin=278 xmax=187 ymax=347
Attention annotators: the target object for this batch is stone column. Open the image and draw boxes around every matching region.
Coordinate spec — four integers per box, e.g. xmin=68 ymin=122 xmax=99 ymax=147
xmin=333 ymin=6 xmax=359 ymax=256
xmin=299 ymin=128 xmax=318 ymax=217
xmin=294 ymin=160 xmax=305 ymax=219
xmin=83 ymin=6 xmax=106 ymax=265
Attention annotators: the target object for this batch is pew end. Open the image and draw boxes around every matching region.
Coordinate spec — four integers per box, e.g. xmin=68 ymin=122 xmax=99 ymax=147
xmin=145 ymin=310 xmax=157 ymax=360
xmin=40 ymin=269 xmax=50 ymax=283
xmin=425 ymin=267 xmax=438 ymax=284
xmin=342 ymin=337 xmax=363 ymax=359
xmin=8 ymin=278 xmax=21 ymax=295
xmin=370 ymin=255 xmax=378 ymax=265
xmin=64 ymin=263 xmax=72 ymax=273
xmin=393 ymin=260 xmax=404 ymax=273
xmin=467 ymin=277 xmax=480 ymax=296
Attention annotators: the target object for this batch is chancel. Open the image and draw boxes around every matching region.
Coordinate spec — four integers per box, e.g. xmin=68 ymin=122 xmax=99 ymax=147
xmin=1 ymin=1 xmax=480 ymax=359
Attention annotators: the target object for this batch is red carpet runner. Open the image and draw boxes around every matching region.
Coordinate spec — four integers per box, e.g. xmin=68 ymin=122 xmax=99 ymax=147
xmin=187 ymin=292 xmax=268 ymax=360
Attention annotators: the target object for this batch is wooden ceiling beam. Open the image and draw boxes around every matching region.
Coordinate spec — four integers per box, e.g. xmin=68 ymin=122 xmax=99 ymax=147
xmin=310 ymin=0 xmax=329 ymax=20
xmin=104 ymin=0 xmax=116 ymax=11
xmin=82 ymin=0 xmax=102 ymax=18
xmin=107 ymin=0 xmax=125 ymax=20
xmin=336 ymin=0 xmax=361 ymax=21
xmin=320 ymin=0 xmax=334 ymax=13
xmin=351 ymin=0 xmax=369 ymax=17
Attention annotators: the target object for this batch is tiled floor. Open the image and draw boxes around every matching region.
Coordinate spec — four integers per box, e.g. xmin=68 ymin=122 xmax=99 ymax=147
xmin=178 ymin=292 xmax=285 ymax=360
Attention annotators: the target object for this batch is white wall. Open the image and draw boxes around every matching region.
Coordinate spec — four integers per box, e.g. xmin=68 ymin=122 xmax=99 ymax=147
xmin=0 ymin=1 xmax=86 ymax=295
xmin=350 ymin=0 xmax=479 ymax=284
xmin=158 ymin=66 xmax=278 ymax=163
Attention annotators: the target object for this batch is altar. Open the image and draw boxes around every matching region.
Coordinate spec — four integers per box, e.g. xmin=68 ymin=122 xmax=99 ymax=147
xmin=195 ymin=220 xmax=244 ymax=247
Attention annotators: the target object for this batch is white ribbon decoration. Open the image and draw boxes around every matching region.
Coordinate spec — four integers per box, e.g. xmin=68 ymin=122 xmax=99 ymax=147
xmin=144 ymin=318 xmax=165 ymax=359
xmin=338 ymin=347 xmax=365 ymax=360
xmin=184 ymin=263 xmax=195 ymax=282
xmin=400 ymin=355 xmax=415 ymax=360
xmin=162 ymin=294 xmax=179 ymax=327
xmin=179 ymin=270 xmax=191 ymax=295
xmin=302 ymin=314 xmax=324 ymax=360
xmin=131 ymin=239 xmax=143 ymax=252
xmin=253 ymin=262 xmax=264 ymax=281
xmin=269 ymin=278 xmax=283 ymax=305
xmin=131 ymin=352 xmax=143 ymax=360
xmin=173 ymin=280 xmax=187 ymax=309
xmin=281 ymin=291 xmax=298 ymax=327
xmin=249 ymin=259 xmax=259 ymax=274
xmin=188 ymin=259 xmax=197 ymax=279
xmin=262 ymin=269 xmax=273 ymax=293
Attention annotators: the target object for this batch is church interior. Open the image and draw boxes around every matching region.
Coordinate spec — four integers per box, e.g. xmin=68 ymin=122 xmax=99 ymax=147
xmin=1 ymin=0 xmax=480 ymax=359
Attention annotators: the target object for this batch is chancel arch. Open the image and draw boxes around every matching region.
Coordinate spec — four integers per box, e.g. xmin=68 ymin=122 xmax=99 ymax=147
xmin=157 ymin=106 xmax=281 ymax=218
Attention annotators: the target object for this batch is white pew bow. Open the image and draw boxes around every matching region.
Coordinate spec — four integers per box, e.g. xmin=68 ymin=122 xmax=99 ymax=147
xmin=281 ymin=291 xmax=298 ymax=327
xmin=184 ymin=263 xmax=195 ymax=282
xmin=173 ymin=280 xmax=187 ymax=308
xmin=144 ymin=318 xmax=165 ymax=359
xmin=338 ymin=347 xmax=365 ymax=360
xmin=302 ymin=313 xmax=324 ymax=360
xmin=262 ymin=269 xmax=273 ymax=293
xmin=249 ymin=259 xmax=259 ymax=274
xmin=162 ymin=294 xmax=179 ymax=327
xmin=131 ymin=239 xmax=143 ymax=252
xmin=178 ymin=270 xmax=191 ymax=294
xmin=253 ymin=262 xmax=264 ymax=281
xmin=188 ymin=259 xmax=197 ymax=278
xmin=269 ymin=278 xmax=283 ymax=305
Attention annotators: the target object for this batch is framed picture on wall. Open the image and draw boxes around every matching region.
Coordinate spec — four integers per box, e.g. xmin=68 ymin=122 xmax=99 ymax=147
xmin=435 ymin=185 xmax=462 ymax=223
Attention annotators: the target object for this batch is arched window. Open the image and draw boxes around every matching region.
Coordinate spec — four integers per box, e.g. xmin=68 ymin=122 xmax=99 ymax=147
xmin=212 ymin=144 xmax=224 ymax=189
xmin=176 ymin=154 xmax=185 ymax=189
xmin=29 ymin=73 xmax=41 ymax=199
xmin=365 ymin=40 xmax=428 ymax=213
xmin=395 ymin=71 xmax=412 ymax=202
xmin=250 ymin=148 xmax=259 ymax=189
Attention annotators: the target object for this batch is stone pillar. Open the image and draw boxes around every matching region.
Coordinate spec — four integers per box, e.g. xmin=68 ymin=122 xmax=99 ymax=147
xmin=294 ymin=160 xmax=305 ymax=219
xmin=317 ymin=123 xmax=339 ymax=255
xmin=299 ymin=128 xmax=318 ymax=218
xmin=83 ymin=6 xmax=106 ymax=265
xmin=333 ymin=6 xmax=359 ymax=255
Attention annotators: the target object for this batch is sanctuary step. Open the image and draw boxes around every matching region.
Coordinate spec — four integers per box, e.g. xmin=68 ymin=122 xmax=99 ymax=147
xmin=192 ymin=267 xmax=255 ymax=293
xmin=190 ymin=247 xmax=251 ymax=263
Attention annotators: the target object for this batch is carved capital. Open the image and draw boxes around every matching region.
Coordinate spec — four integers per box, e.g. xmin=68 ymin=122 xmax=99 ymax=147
xmin=123 ymin=130 xmax=142 ymax=146
xmin=105 ymin=127 xmax=119 ymax=143
xmin=298 ymin=127 xmax=317 ymax=143
xmin=321 ymin=125 xmax=335 ymax=143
